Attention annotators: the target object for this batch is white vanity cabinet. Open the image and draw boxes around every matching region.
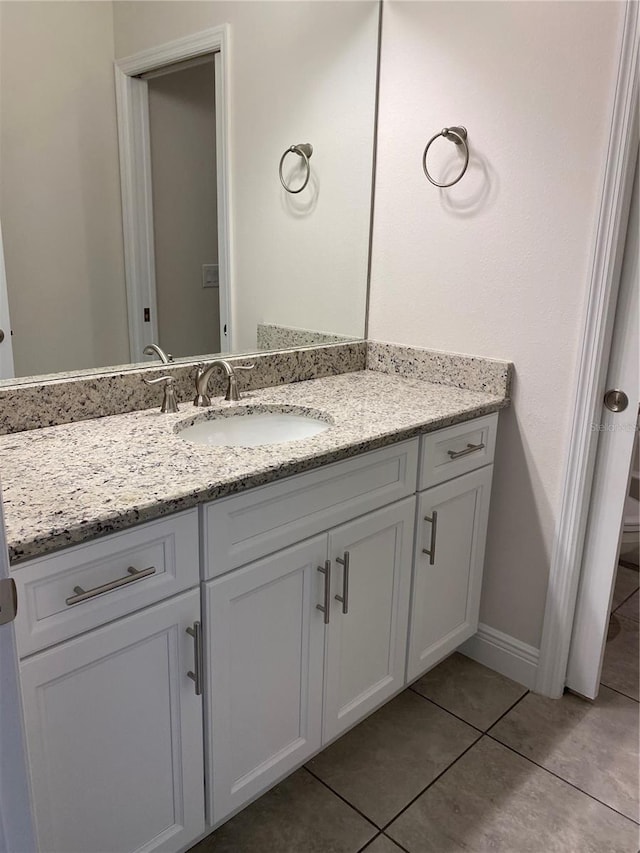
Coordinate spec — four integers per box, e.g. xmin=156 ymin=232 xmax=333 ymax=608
xmin=407 ymin=414 xmax=497 ymax=681
xmin=201 ymin=443 xmax=418 ymax=824
xmin=10 ymin=414 xmax=500 ymax=850
xmin=12 ymin=510 xmax=205 ymax=853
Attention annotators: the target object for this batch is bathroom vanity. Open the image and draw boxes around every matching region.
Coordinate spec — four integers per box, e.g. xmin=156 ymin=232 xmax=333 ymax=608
xmin=1 ymin=364 xmax=507 ymax=853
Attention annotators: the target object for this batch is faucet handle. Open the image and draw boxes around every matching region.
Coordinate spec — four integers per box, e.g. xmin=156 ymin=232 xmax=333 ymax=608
xmin=194 ymin=364 xmax=211 ymax=407
xmin=233 ymin=363 xmax=255 ymax=372
xmin=143 ymin=375 xmax=179 ymax=414
xmin=143 ymin=374 xmax=172 ymax=386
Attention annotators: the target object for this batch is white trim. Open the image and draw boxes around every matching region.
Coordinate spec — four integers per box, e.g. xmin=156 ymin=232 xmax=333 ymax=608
xmin=114 ymin=26 xmax=232 ymax=361
xmin=460 ymin=623 xmax=539 ymax=690
xmin=0 ymin=223 xmax=15 ymax=379
xmin=214 ymin=49 xmax=233 ymax=352
xmin=535 ymin=2 xmax=639 ymax=698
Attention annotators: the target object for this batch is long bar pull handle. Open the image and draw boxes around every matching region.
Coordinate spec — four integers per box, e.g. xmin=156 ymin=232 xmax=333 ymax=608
xmin=186 ymin=621 xmax=203 ymax=696
xmin=335 ymin=552 xmax=350 ymax=615
xmin=447 ymin=441 xmax=485 ymax=460
xmin=65 ymin=566 xmax=156 ymax=606
xmin=316 ymin=560 xmax=331 ymax=624
xmin=422 ymin=511 xmax=438 ymax=565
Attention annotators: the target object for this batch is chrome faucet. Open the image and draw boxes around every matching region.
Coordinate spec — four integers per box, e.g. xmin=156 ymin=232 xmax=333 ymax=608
xmin=194 ymin=359 xmax=255 ymax=406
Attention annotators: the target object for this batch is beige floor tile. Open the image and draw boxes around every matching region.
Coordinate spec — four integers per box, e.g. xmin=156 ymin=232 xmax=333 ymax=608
xmin=411 ymin=652 xmax=527 ymax=730
xmin=386 ymin=738 xmax=639 ymax=853
xmin=601 ymin=613 xmax=639 ymax=700
xmin=612 ymin=564 xmax=640 ymax=610
xmin=188 ymin=769 xmax=376 ymax=853
xmin=617 ymin=589 xmax=639 ymax=622
xmin=363 ymin=835 xmax=406 ymax=853
xmin=307 ymin=689 xmax=479 ymax=827
xmin=490 ymin=685 xmax=639 ymax=821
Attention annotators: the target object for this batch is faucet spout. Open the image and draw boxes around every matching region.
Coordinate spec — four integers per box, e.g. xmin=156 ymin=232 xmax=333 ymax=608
xmin=194 ymin=359 xmax=255 ymax=406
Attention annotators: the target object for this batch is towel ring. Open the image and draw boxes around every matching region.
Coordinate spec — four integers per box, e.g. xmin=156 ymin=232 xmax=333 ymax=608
xmin=422 ymin=126 xmax=469 ymax=188
xmin=279 ymin=143 xmax=313 ymax=194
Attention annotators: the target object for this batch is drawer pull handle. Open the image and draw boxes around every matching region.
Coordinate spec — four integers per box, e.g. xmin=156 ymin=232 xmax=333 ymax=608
xmin=422 ymin=511 xmax=438 ymax=565
xmin=335 ymin=552 xmax=350 ymax=615
xmin=316 ymin=560 xmax=331 ymax=624
xmin=65 ymin=566 xmax=156 ymax=606
xmin=447 ymin=441 xmax=485 ymax=460
xmin=186 ymin=621 xmax=203 ymax=696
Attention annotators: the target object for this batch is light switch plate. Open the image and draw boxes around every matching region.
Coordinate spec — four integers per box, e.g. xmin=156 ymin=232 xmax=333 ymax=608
xmin=202 ymin=264 xmax=219 ymax=288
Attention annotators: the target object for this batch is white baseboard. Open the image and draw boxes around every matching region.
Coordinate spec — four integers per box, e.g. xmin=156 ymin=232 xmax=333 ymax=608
xmin=460 ymin=623 xmax=539 ymax=690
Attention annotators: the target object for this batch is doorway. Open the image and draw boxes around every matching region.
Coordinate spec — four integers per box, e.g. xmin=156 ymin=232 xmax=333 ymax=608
xmin=114 ymin=26 xmax=231 ymax=363
xmin=565 ymin=151 xmax=639 ymax=699
xmin=144 ymin=57 xmax=220 ymax=358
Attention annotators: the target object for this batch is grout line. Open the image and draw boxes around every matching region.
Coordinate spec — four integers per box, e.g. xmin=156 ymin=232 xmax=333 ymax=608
xmin=599 ymin=680 xmax=639 ymax=703
xmin=356 ymin=832 xmax=381 ymax=853
xmin=382 ymin=830 xmax=412 ymax=853
xmin=486 ymin=735 xmax=640 ymax=826
xmin=485 ymin=690 xmax=531 ymax=734
xmin=408 ymin=686 xmax=484 ymax=733
xmin=303 ymin=766 xmax=380 ymax=831
xmin=613 ymin=587 xmax=640 ymax=613
xmin=378 ymin=733 xmax=484 ymax=833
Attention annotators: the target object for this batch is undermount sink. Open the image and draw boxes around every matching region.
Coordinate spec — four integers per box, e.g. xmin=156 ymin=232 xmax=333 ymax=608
xmin=176 ymin=405 xmax=333 ymax=447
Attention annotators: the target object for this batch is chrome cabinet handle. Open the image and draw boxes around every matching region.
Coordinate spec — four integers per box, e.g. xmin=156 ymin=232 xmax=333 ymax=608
xmin=422 ymin=512 xmax=438 ymax=565
xmin=335 ymin=552 xmax=350 ymax=615
xmin=447 ymin=441 xmax=485 ymax=460
xmin=186 ymin=621 xmax=203 ymax=696
xmin=316 ymin=560 xmax=331 ymax=624
xmin=65 ymin=566 xmax=156 ymax=606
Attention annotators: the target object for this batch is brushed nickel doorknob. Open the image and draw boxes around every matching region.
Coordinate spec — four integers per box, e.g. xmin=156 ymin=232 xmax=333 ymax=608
xmin=604 ymin=389 xmax=629 ymax=413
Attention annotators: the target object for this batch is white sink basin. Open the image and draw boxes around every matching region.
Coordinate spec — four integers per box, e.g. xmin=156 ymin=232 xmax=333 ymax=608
xmin=176 ymin=406 xmax=332 ymax=447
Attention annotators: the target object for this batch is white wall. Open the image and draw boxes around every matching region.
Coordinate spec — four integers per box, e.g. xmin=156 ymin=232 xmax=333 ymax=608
xmin=369 ymin=1 xmax=624 ymax=647
xmin=147 ymin=60 xmax=220 ymax=358
xmin=0 ymin=1 xmax=130 ymax=376
xmin=113 ymin=1 xmax=378 ymax=351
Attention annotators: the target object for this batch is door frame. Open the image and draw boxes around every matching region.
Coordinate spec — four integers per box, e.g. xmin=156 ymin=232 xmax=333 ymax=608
xmin=114 ymin=25 xmax=232 ymax=361
xmin=0 ymin=223 xmax=15 ymax=380
xmin=535 ymin=0 xmax=639 ymax=698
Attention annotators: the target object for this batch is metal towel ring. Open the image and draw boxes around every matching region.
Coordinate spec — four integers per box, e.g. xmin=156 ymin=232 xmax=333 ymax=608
xmin=279 ymin=143 xmax=313 ymax=194
xmin=422 ymin=126 xmax=469 ymax=188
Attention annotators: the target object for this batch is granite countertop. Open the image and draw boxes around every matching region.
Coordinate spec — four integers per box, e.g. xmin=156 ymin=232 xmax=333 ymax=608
xmin=0 ymin=370 xmax=509 ymax=565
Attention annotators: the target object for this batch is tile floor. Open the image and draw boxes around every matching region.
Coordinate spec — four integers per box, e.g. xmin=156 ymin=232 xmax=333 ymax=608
xmin=191 ymin=565 xmax=639 ymax=853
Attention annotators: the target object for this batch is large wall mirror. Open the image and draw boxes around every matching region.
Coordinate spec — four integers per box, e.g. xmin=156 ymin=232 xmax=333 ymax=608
xmin=0 ymin=0 xmax=379 ymax=382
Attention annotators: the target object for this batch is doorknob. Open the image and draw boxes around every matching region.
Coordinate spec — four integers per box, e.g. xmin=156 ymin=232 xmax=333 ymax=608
xmin=0 ymin=329 xmax=5 ymax=343
xmin=604 ymin=389 xmax=629 ymax=413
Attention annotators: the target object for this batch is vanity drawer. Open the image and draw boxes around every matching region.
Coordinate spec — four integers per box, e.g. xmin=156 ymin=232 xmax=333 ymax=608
xmin=12 ymin=509 xmax=199 ymax=657
xmin=203 ymin=439 xmax=419 ymax=578
xmin=419 ymin=413 xmax=497 ymax=490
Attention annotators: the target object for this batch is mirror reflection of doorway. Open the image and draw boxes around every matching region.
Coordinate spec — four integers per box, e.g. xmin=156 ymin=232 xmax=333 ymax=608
xmin=142 ymin=56 xmax=220 ymax=359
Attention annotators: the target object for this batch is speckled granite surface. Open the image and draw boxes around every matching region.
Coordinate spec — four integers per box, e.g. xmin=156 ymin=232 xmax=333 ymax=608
xmin=0 ymin=342 xmax=367 ymax=435
xmin=367 ymin=341 xmax=512 ymax=397
xmin=1 ymin=371 xmax=509 ymax=565
xmin=257 ymin=323 xmax=354 ymax=349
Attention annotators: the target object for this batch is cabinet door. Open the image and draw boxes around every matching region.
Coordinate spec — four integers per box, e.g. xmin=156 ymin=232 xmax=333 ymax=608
xmin=20 ymin=589 xmax=204 ymax=853
xmin=205 ymin=536 xmax=327 ymax=824
xmin=407 ymin=466 xmax=493 ymax=682
xmin=323 ymin=498 xmax=415 ymax=743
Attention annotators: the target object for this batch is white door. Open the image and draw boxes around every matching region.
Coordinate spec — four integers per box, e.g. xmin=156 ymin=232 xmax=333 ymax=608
xmin=0 ymin=223 xmax=15 ymax=379
xmin=204 ymin=536 xmax=326 ymax=824
xmin=407 ymin=466 xmax=493 ymax=682
xmin=0 ymin=484 xmax=35 ymax=853
xmin=566 ymin=156 xmax=639 ymax=699
xmin=20 ymin=588 xmax=204 ymax=853
xmin=323 ymin=499 xmax=415 ymax=743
